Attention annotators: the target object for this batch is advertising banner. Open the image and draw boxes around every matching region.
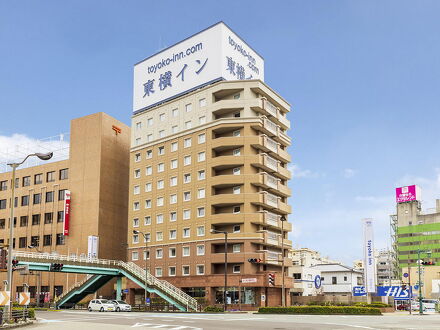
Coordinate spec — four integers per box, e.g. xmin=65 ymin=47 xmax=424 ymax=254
xmin=376 ymin=286 xmax=412 ymax=299
xmin=88 ymin=235 xmax=99 ymax=259
xmin=396 ymin=185 xmax=420 ymax=203
xmin=353 ymin=286 xmax=367 ymax=296
xmin=63 ymin=190 xmax=71 ymax=236
xmin=363 ymin=218 xmax=376 ymax=293
xmin=133 ymin=22 xmax=264 ymax=113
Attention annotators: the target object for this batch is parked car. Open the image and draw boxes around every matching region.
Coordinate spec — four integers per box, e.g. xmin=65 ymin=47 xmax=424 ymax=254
xmin=88 ymin=299 xmax=115 ymax=312
xmin=411 ymin=299 xmax=438 ymax=312
xmin=111 ymin=300 xmax=132 ymax=312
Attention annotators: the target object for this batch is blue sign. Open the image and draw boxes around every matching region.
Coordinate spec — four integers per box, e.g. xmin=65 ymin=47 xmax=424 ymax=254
xmin=314 ymin=275 xmax=322 ymax=289
xmin=146 ymin=297 xmax=151 ymax=303
xmin=123 ymin=289 xmax=129 ymax=293
xmin=376 ymin=286 xmax=412 ymax=299
xmin=403 ymin=273 xmax=409 ymax=278
xmin=353 ymin=286 xmax=367 ymax=296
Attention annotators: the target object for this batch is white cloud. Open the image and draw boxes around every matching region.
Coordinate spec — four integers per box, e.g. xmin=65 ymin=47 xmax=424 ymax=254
xmin=343 ymin=168 xmax=357 ymax=179
xmin=395 ymin=170 xmax=440 ymax=209
xmin=289 ymin=164 xmax=323 ymax=179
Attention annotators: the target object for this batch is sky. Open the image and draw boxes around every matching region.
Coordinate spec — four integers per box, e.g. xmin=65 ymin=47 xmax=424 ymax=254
xmin=1 ymin=0 xmax=440 ymax=265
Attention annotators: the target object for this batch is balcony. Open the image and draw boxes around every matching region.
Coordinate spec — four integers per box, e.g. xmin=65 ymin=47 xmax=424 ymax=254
xmin=211 ymin=174 xmax=259 ymax=187
xmin=211 ymin=136 xmax=245 ymax=151
xmin=262 ymin=98 xmax=279 ymax=118
xmin=210 ymin=213 xmax=246 ymax=225
xmin=211 ymin=99 xmax=244 ymax=115
xmin=278 ymin=131 xmax=291 ymax=145
xmin=251 ymin=117 xmax=279 ymax=138
xmin=276 ymin=165 xmax=291 ymax=180
xmin=210 ymin=192 xmax=260 ymax=207
xmin=278 ymin=201 xmax=292 ymax=215
xmin=211 ymin=155 xmax=246 ymax=169
xmin=252 ymin=154 xmax=279 ymax=173
xmin=276 ymin=148 xmax=291 ymax=163
xmin=277 ymin=183 xmax=291 ymax=198
xmin=278 ymin=114 xmax=290 ymax=129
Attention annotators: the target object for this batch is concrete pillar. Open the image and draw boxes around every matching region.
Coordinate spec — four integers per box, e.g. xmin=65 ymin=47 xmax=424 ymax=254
xmin=116 ymin=277 xmax=122 ymax=300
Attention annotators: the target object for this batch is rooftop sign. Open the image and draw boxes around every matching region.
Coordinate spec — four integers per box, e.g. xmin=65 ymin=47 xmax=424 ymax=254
xmin=396 ymin=185 xmax=421 ymax=203
xmin=133 ymin=22 xmax=264 ymax=113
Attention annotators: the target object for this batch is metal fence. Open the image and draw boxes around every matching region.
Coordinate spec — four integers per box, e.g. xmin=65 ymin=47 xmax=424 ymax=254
xmin=0 ymin=308 xmax=31 ymax=325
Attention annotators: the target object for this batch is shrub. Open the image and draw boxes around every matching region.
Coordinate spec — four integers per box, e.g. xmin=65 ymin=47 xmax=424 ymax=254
xmin=355 ymin=302 xmax=391 ymax=308
xmin=258 ymin=306 xmax=381 ymax=315
xmin=28 ymin=308 xmax=35 ymax=319
xmin=203 ymin=306 xmax=224 ymax=313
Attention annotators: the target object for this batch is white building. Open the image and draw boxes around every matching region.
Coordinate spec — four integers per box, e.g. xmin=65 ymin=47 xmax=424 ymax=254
xmin=311 ymin=264 xmax=363 ymax=296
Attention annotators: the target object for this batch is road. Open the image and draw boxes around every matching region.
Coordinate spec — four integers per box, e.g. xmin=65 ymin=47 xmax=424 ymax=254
xmin=28 ymin=310 xmax=440 ymax=329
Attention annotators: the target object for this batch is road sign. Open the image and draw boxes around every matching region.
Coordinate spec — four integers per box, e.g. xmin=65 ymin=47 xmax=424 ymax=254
xmin=314 ymin=275 xmax=322 ymax=289
xmin=123 ymin=289 xmax=129 ymax=293
xmin=19 ymin=292 xmax=30 ymax=306
xmin=261 ymin=294 xmax=266 ymax=302
xmin=0 ymin=291 xmax=10 ymax=306
xmin=146 ymin=297 xmax=151 ymax=303
xmin=353 ymin=286 xmax=367 ymax=296
xmin=241 ymin=278 xmax=257 ymax=283
xmin=403 ymin=273 xmax=409 ymax=278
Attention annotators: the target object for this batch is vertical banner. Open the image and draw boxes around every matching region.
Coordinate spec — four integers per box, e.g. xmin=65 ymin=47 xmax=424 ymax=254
xmin=363 ymin=218 xmax=376 ymax=293
xmin=63 ymin=190 xmax=71 ymax=236
xmin=88 ymin=236 xmax=99 ymax=259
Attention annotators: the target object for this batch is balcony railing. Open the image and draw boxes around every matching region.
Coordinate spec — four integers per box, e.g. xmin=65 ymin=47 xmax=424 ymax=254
xmin=262 ymin=117 xmax=278 ymax=137
xmin=265 ymin=211 xmax=280 ymax=226
xmin=264 ymin=136 xmax=279 ymax=153
xmin=264 ymin=173 xmax=279 ymax=189
xmin=262 ymin=98 xmax=279 ymax=118
xmin=263 ymin=154 xmax=278 ymax=172
xmin=264 ymin=192 xmax=279 ymax=208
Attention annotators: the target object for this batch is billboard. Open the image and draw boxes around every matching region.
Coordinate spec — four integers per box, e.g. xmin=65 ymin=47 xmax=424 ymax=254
xmin=362 ymin=218 xmax=376 ymax=293
xmin=63 ymin=190 xmax=71 ymax=236
xmin=133 ymin=22 xmax=264 ymax=113
xmin=88 ymin=236 xmax=99 ymax=259
xmin=396 ymin=185 xmax=420 ymax=203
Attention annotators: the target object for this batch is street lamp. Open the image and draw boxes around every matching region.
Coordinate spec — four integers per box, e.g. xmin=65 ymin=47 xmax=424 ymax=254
xmin=280 ymin=215 xmax=287 ymax=307
xmin=417 ymin=249 xmax=432 ymax=315
xmin=27 ymin=245 xmax=43 ymax=307
xmin=211 ymin=229 xmax=228 ymax=312
xmin=133 ymin=230 xmax=149 ymax=309
xmin=5 ymin=152 xmax=52 ymax=319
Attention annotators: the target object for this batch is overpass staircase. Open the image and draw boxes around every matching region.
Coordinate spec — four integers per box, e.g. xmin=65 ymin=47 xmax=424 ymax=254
xmin=13 ymin=251 xmax=198 ymax=311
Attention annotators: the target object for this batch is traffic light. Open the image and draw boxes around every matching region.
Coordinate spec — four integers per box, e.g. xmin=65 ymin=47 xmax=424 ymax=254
xmin=50 ymin=263 xmax=64 ymax=271
xmin=268 ymin=273 xmax=275 ymax=286
xmin=248 ymin=258 xmax=262 ymax=263
xmin=421 ymin=261 xmax=436 ymax=266
xmin=11 ymin=259 xmax=19 ymax=271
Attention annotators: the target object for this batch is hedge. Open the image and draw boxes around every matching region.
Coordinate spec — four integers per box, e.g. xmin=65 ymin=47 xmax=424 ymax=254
xmin=258 ymin=306 xmax=381 ymax=315
xmin=203 ymin=306 xmax=224 ymax=313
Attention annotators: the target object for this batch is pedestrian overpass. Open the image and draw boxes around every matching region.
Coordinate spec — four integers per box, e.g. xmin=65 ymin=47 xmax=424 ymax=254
xmin=13 ymin=251 xmax=197 ymax=312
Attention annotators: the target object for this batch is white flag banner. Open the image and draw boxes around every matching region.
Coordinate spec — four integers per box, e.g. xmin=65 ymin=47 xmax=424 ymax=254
xmin=363 ymin=218 xmax=376 ymax=293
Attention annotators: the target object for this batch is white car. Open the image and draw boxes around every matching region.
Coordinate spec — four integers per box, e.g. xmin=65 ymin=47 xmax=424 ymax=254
xmin=111 ymin=300 xmax=132 ymax=312
xmin=88 ymin=299 xmax=115 ymax=312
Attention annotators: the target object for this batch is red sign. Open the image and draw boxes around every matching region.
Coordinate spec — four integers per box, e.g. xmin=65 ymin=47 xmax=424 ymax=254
xmin=396 ymin=185 xmax=420 ymax=203
xmin=63 ymin=190 xmax=71 ymax=236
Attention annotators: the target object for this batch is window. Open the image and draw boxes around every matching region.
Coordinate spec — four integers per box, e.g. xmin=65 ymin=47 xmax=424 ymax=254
xmin=156 ymin=248 xmax=163 ymax=259
xmin=183 ymin=173 xmax=191 ymax=183
xmin=156 ymin=197 xmax=164 ymax=206
xmin=144 ymin=233 xmax=151 ymax=242
xmin=135 ymin=138 xmax=141 ymax=146
xmin=332 ymin=277 xmax=337 ymax=285
xmin=147 ymin=118 xmax=153 ymax=126
xmin=197 ymin=188 xmax=205 ymax=199
xmin=183 ymin=191 xmax=191 ymax=201
xmin=198 ymin=170 xmax=205 ymax=180
xmin=170 ymin=159 xmax=178 ymax=169
xmin=233 ymin=130 xmax=241 ymax=137
xmin=232 ymin=244 xmax=241 ymax=253
xmin=233 ymin=265 xmax=241 ymax=273
xmin=196 ymin=244 xmax=205 ymax=256
xmin=57 ymin=211 xmax=64 ymax=223
xmin=135 ymin=153 xmax=141 ymax=162
xmin=172 ymin=108 xmax=178 ymax=117
xmin=19 ymin=237 xmax=27 ymax=248
xmin=183 ymin=228 xmax=190 ymax=238
xmin=146 ymin=166 xmax=152 ymax=175
xmin=199 ymin=116 xmax=206 ymax=124
xmin=0 ymin=181 xmax=6 ymax=191
xmin=233 ymin=206 xmax=241 ymax=214
xmin=184 ymin=155 xmax=191 ymax=166
xmin=233 ymin=186 xmax=241 ymax=194
xmin=134 ymin=169 xmax=141 ymax=178
xmin=182 ymin=266 xmax=190 ymax=276
xmin=172 ymin=125 xmax=178 ymax=134
xmin=143 ymin=250 xmax=150 ymax=260
xmin=197 ymin=207 xmax=205 ymax=217
xmin=56 ymin=234 xmax=65 ymax=245
xmin=196 ymin=265 xmax=205 ymax=275
xmin=185 ymin=121 xmax=192 ymax=129
xmin=58 ymin=190 xmax=66 ymax=201
xmin=46 ymin=171 xmax=55 ymax=182
xmin=44 ymin=213 xmax=53 ymax=224
xmin=184 ymin=138 xmax=192 ymax=148
xmin=185 ymin=103 xmax=192 ymax=112
xmin=170 ymin=194 xmax=177 ymax=204
xmin=157 ymin=163 xmax=164 ymax=172
xmin=182 ymin=246 xmax=190 ymax=256
xmin=146 ymin=149 xmax=153 ymax=159
xmin=59 ymin=169 xmax=68 ymax=180
xmin=198 ymin=152 xmax=206 ymax=162
xmin=33 ymin=193 xmax=41 ymax=204
xmin=0 ymin=219 xmax=5 ymax=228
xmin=144 ymin=216 xmax=151 ymax=225
xmin=171 ymin=142 xmax=178 ymax=152
xmin=133 ymin=202 xmax=140 ymax=210
xmin=21 ymin=195 xmax=29 ymax=206
xmin=147 ymin=134 xmax=153 ymax=142
xmin=169 ymin=229 xmax=177 ymax=239
xmin=145 ymin=199 xmax=152 ymax=208
xmin=157 ymin=180 xmax=164 ymax=190
xmin=159 ymin=113 xmax=166 ymax=121
xmin=156 ymin=232 xmax=163 ymax=241
xmin=233 ymin=167 xmax=241 ymax=175
xmin=31 ymin=236 xmax=39 ymax=247
xmin=156 ymin=214 xmax=163 ymax=224
xmin=136 ymin=121 xmax=142 ymax=130
xmin=132 ymin=234 xmax=139 ymax=244
xmin=22 ymin=176 xmax=30 ymax=187
xmin=183 ymin=209 xmax=190 ymax=220
xmin=170 ymin=176 xmax=177 ymax=186
xmin=170 ymin=212 xmax=177 ymax=222
xmin=145 ymin=182 xmax=152 ymax=192
xmin=169 ymin=247 xmax=176 ymax=257
xmin=233 ymin=148 xmax=241 ymax=156
xmin=234 ymin=93 xmax=240 ymax=99
xmin=198 ymin=133 xmax=206 ymax=143
xmin=169 ymin=266 xmax=176 ymax=276
xmin=344 ymin=276 xmax=348 ymax=282
xmin=0 ymin=200 xmax=6 ymax=210
xmin=234 ymin=112 xmax=241 ymax=118
xmin=197 ymin=226 xmax=205 ymax=236
xmin=134 ymin=185 xmax=140 ymax=194
xmin=158 ymin=146 xmax=165 ymax=155
xmin=20 ymin=216 xmax=28 ymax=227
xmin=199 ymin=98 xmax=206 ymax=107
xmin=233 ymin=225 xmax=240 ymax=233
xmin=132 ymin=251 xmax=139 ymax=261
xmin=159 ymin=130 xmax=165 ymax=138
xmin=133 ymin=218 xmax=139 ymax=227
xmin=32 ymin=214 xmax=40 ymax=226
xmin=34 ymin=174 xmax=43 ymax=184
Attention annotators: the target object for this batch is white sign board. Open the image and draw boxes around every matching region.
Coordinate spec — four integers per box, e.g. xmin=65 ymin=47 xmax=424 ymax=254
xmin=87 ymin=235 xmax=99 ymax=259
xmin=133 ymin=22 xmax=264 ymax=113
xmin=241 ymin=278 xmax=257 ymax=284
xmin=362 ymin=218 xmax=376 ymax=293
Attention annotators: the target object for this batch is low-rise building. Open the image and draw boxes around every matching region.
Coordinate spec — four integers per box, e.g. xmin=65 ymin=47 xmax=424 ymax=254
xmin=310 ymin=264 xmax=363 ymax=296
